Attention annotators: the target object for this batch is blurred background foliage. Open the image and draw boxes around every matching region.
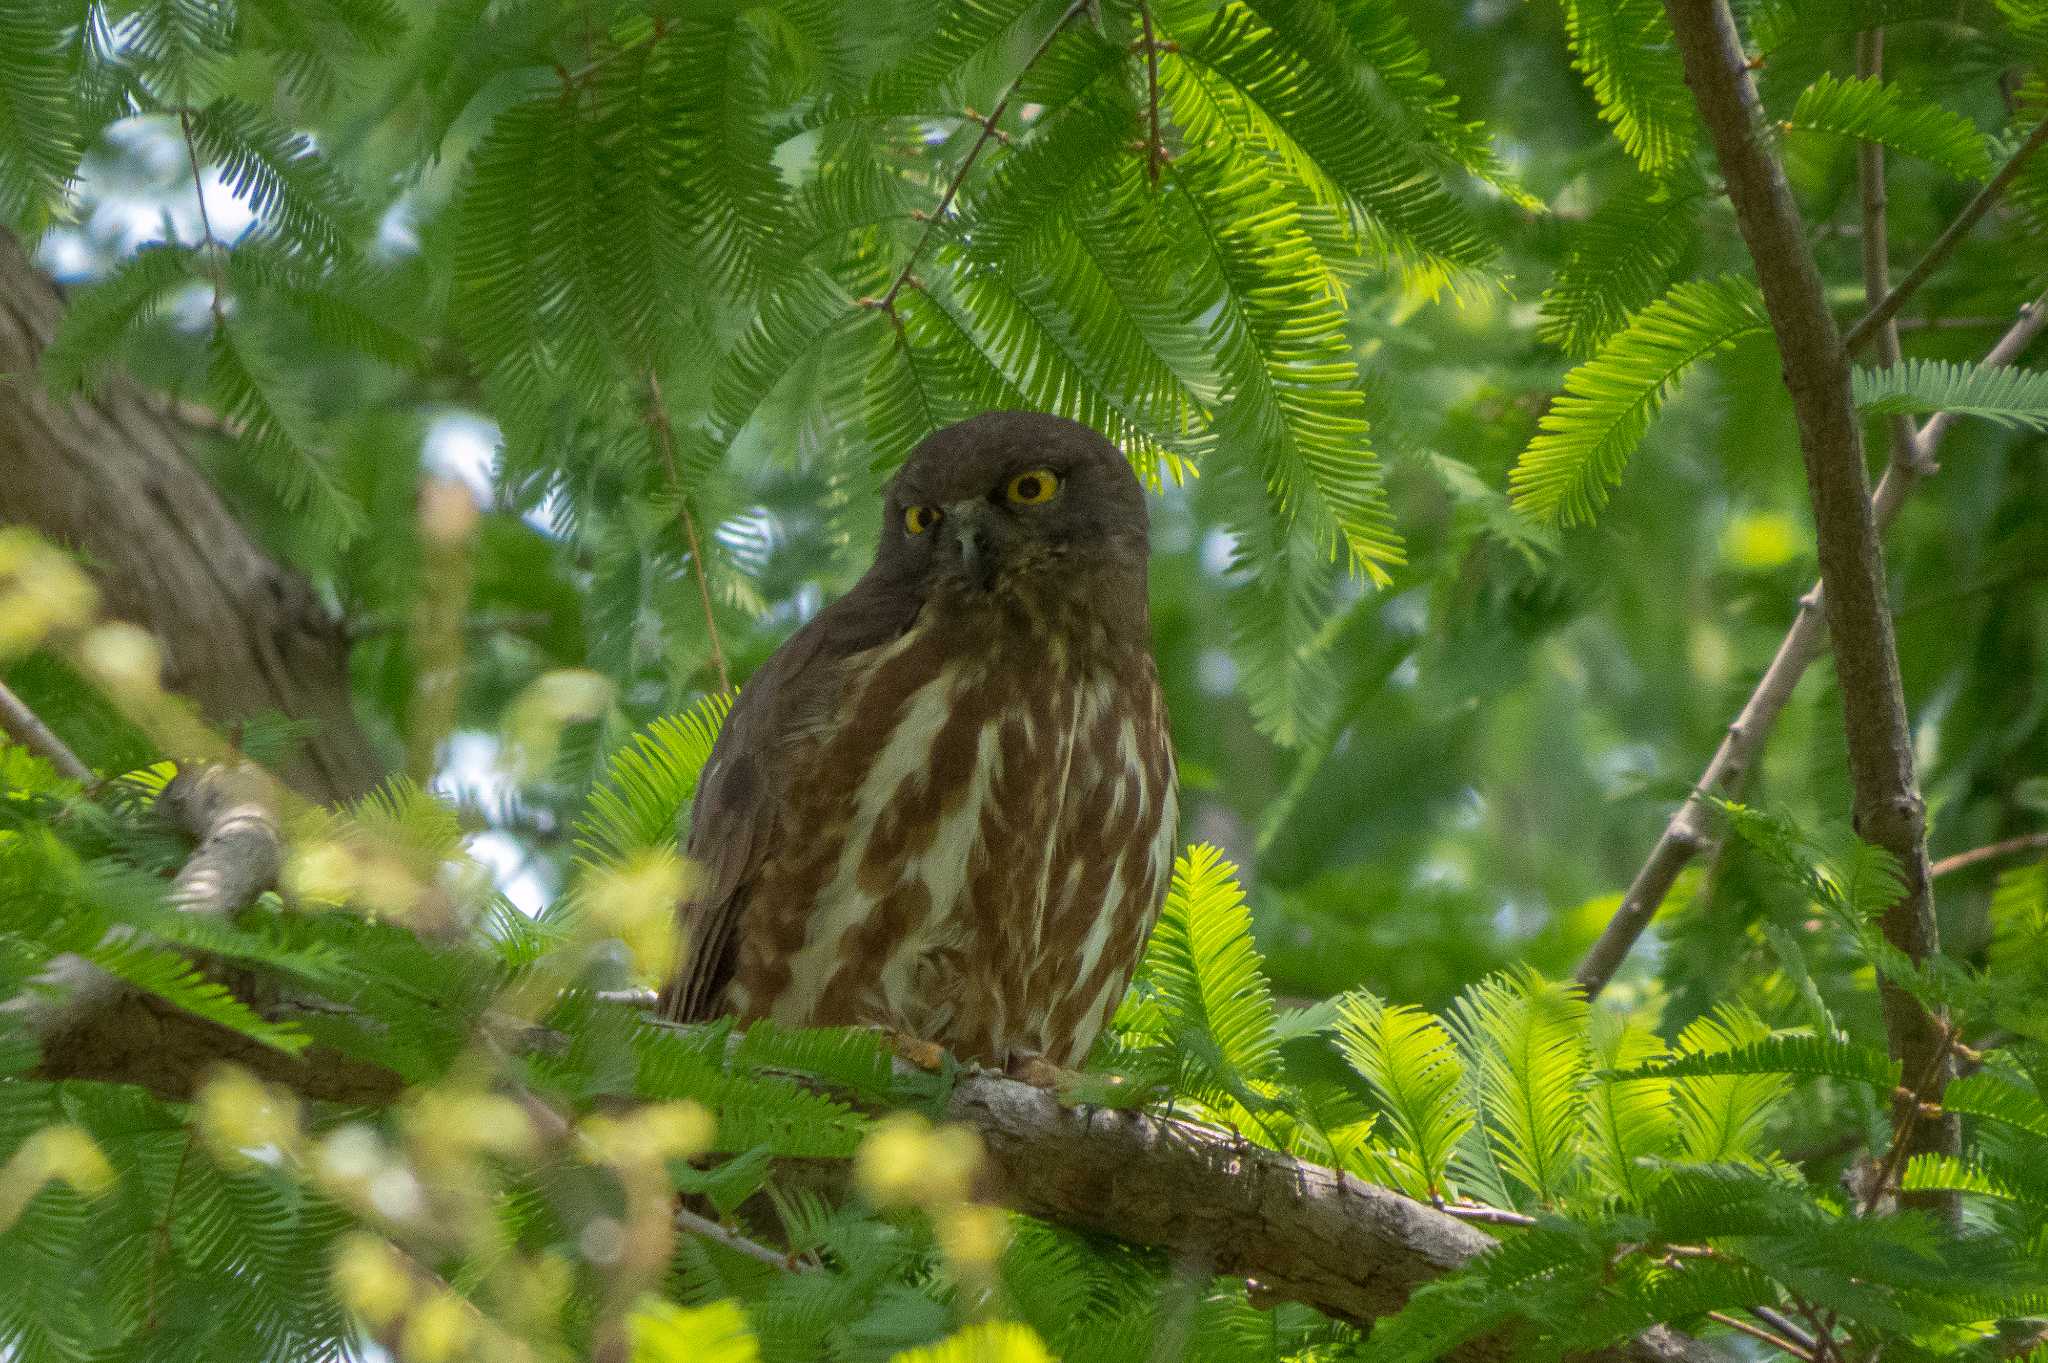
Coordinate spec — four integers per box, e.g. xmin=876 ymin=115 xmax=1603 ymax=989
xmin=0 ymin=0 xmax=2043 ymax=1254
xmin=25 ymin=0 xmax=2040 ymax=1027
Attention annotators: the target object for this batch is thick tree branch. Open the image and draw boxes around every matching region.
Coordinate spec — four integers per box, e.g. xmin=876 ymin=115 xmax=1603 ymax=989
xmin=1575 ymin=290 xmax=2048 ymax=997
xmin=1660 ymin=0 xmax=1954 ymax=1192
xmin=27 ymin=997 xmax=1712 ymax=1362
xmin=0 ymin=228 xmax=382 ymax=805
xmin=159 ymin=763 xmax=285 ymax=916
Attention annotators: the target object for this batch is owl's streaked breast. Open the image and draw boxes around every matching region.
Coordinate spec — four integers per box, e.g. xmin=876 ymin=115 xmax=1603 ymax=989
xmin=725 ymin=607 xmax=1176 ymax=1068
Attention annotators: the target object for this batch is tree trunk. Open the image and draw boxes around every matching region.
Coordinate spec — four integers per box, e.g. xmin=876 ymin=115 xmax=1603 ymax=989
xmin=0 ymin=228 xmax=382 ymax=805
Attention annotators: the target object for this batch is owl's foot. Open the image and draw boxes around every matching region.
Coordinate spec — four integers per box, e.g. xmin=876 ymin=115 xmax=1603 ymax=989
xmin=886 ymin=1030 xmax=951 ymax=1073
xmin=1003 ymin=1052 xmax=1072 ymax=1090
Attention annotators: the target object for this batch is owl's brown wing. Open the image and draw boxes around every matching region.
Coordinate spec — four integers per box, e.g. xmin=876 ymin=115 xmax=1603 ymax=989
xmin=659 ymin=578 xmax=922 ymax=1023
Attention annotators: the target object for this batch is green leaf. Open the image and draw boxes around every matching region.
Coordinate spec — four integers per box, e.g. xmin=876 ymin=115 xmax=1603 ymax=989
xmin=1560 ymin=0 xmax=1698 ymax=177
xmin=1449 ymin=968 xmax=1590 ymax=1205
xmin=1853 ymin=358 xmax=2048 ymax=431
xmin=1138 ymin=844 xmax=1285 ymax=1111
xmin=1611 ymin=1034 xmax=1901 ymax=1089
xmin=184 ymin=97 xmax=365 ymax=258
xmin=1334 ymin=991 xmax=1474 ymax=1200
xmin=888 ymin=1321 xmax=1053 ymax=1363
xmin=1669 ymin=1005 xmax=1786 ymax=1164
xmin=82 ymin=938 xmax=309 ymax=1053
xmin=0 ymin=0 xmax=80 ymax=219
xmin=1584 ymin=1012 xmax=1675 ymax=1207
xmin=205 ymin=321 xmax=368 ymax=549
xmin=572 ymin=694 xmax=734 ymax=872
xmin=1941 ymin=1071 xmax=2048 ymax=1141
xmin=1537 ymin=177 xmax=1702 ymax=358
xmin=37 ymin=244 xmax=200 ymax=395
xmin=632 ymin=1298 xmax=759 ymax=1363
xmin=1786 ymin=72 xmax=1993 ymax=181
xmin=1510 ymin=274 xmax=1771 ymax=526
xmin=1900 ymin=1152 xmax=2048 ymax=1210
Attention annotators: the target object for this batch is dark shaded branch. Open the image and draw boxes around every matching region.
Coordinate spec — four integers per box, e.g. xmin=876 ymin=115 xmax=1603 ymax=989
xmin=1660 ymin=0 xmax=1954 ymax=1201
xmin=1576 ymin=287 xmax=2048 ymax=997
xmin=1854 ymin=31 xmax=1926 ymax=478
xmin=0 ymin=678 xmax=94 ymax=784
xmin=645 ymin=370 xmax=732 ymax=695
xmin=1842 ymin=116 xmax=2048 ymax=354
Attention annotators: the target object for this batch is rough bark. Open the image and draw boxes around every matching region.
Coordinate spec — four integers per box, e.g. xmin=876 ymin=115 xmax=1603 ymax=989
xmin=0 ymin=227 xmax=382 ymax=805
xmin=1659 ymin=0 xmax=1957 ymax=1185
xmin=26 ymin=998 xmax=1716 ymax=1363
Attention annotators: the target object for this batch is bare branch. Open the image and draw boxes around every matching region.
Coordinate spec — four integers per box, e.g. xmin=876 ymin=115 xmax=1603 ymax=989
xmin=1660 ymin=0 xmax=1954 ymax=1207
xmin=1843 ymin=116 xmax=2048 ymax=354
xmin=1854 ymin=31 xmax=1926 ymax=479
xmin=1930 ymin=831 xmax=2048 ymax=880
xmin=645 ymin=370 xmax=732 ymax=696
xmin=160 ymin=762 xmax=284 ymax=916
xmin=0 ymin=678 xmax=94 ymax=784
xmin=1576 ymin=287 xmax=2048 ymax=997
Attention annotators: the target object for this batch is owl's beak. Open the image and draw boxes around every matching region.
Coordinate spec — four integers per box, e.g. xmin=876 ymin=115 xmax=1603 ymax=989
xmin=943 ymin=500 xmax=1000 ymax=591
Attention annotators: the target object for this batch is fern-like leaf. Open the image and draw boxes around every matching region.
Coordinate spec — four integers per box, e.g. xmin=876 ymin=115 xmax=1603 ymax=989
xmin=37 ymin=244 xmax=200 ymax=394
xmin=1449 ymin=968 xmax=1590 ymax=1206
xmin=1613 ymin=1034 xmax=1901 ymax=1089
xmin=81 ymin=938 xmax=308 ymax=1053
xmin=0 ymin=1 xmax=81 ymax=219
xmin=1561 ymin=0 xmax=1698 ymax=177
xmin=1668 ymin=1005 xmax=1786 ymax=1165
xmin=1585 ymin=1012 xmax=1675 ymax=1207
xmin=1537 ymin=177 xmax=1702 ymax=358
xmin=1853 ymin=358 xmax=2048 ymax=431
xmin=1138 ymin=844 xmax=1285 ymax=1112
xmin=573 ymin=695 xmax=734 ymax=872
xmin=184 ymin=96 xmax=364 ymax=257
xmin=1334 ymin=990 xmax=1474 ymax=1200
xmin=1786 ymin=72 xmax=1993 ymax=181
xmin=205 ymin=322 xmax=367 ymax=548
xmin=1511 ymin=274 xmax=1771 ymax=526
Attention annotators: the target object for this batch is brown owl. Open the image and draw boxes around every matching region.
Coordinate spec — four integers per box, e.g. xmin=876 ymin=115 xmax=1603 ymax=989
xmin=659 ymin=411 xmax=1178 ymax=1079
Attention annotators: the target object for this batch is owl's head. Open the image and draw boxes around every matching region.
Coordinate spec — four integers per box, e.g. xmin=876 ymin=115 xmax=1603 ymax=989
xmin=874 ymin=412 xmax=1149 ymax=599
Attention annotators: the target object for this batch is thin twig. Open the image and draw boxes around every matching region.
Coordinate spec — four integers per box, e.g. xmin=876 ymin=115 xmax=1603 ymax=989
xmin=644 ymin=371 xmax=732 ymax=695
xmin=1855 ymin=31 xmax=1928 ymax=478
xmin=1137 ymin=1 xmax=1168 ymax=185
xmin=1575 ymin=286 xmax=2048 ymax=998
xmin=674 ymin=1205 xmax=796 ymax=1271
xmin=1707 ymin=1311 xmax=1815 ymax=1361
xmin=0 ymin=679 xmax=94 ymax=784
xmin=1440 ymin=1202 xmax=1537 ymax=1227
xmin=1749 ymin=1306 xmax=1820 ymax=1356
xmin=1843 ymin=117 xmax=2048 ymax=353
xmin=175 ymin=108 xmax=227 ymax=327
xmin=1930 ymin=831 xmax=2048 ymax=880
xmin=866 ymin=0 xmax=1091 ymax=317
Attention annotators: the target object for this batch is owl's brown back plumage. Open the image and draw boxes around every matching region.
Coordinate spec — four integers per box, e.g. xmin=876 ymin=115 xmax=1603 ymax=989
xmin=659 ymin=411 xmax=1178 ymax=1070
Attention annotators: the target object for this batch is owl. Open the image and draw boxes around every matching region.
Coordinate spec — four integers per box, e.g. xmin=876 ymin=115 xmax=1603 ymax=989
xmin=658 ymin=411 xmax=1178 ymax=1078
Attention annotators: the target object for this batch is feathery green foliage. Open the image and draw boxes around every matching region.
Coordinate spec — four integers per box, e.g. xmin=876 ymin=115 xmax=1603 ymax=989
xmin=1333 ymin=992 xmax=1472 ymax=1199
xmin=1449 ymin=968 xmax=1589 ymax=1205
xmin=1854 ymin=358 xmax=2048 ymax=431
xmin=1559 ymin=0 xmax=1697 ymax=178
xmin=1785 ymin=72 xmax=1994 ymax=181
xmin=1537 ymin=176 xmax=1702 ymax=358
xmin=1511 ymin=274 xmax=1771 ymax=525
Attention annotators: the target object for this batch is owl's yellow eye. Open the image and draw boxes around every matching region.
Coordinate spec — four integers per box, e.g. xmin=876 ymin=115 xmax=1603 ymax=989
xmin=904 ymin=505 xmax=940 ymax=535
xmin=1005 ymin=468 xmax=1060 ymax=505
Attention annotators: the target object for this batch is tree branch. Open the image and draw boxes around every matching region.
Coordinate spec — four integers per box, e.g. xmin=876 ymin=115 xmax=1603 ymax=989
xmin=1660 ymin=0 xmax=1955 ymax=1199
xmin=1930 ymin=831 xmax=2048 ymax=880
xmin=159 ymin=762 xmax=284 ymax=916
xmin=26 ymin=996 xmax=1713 ymax=1362
xmin=1842 ymin=116 xmax=2048 ymax=354
xmin=0 ymin=678 xmax=94 ymax=784
xmin=1576 ymin=286 xmax=2048 ymax=997
xmin=1854 ymin=31 xmax=1925 ymax=479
